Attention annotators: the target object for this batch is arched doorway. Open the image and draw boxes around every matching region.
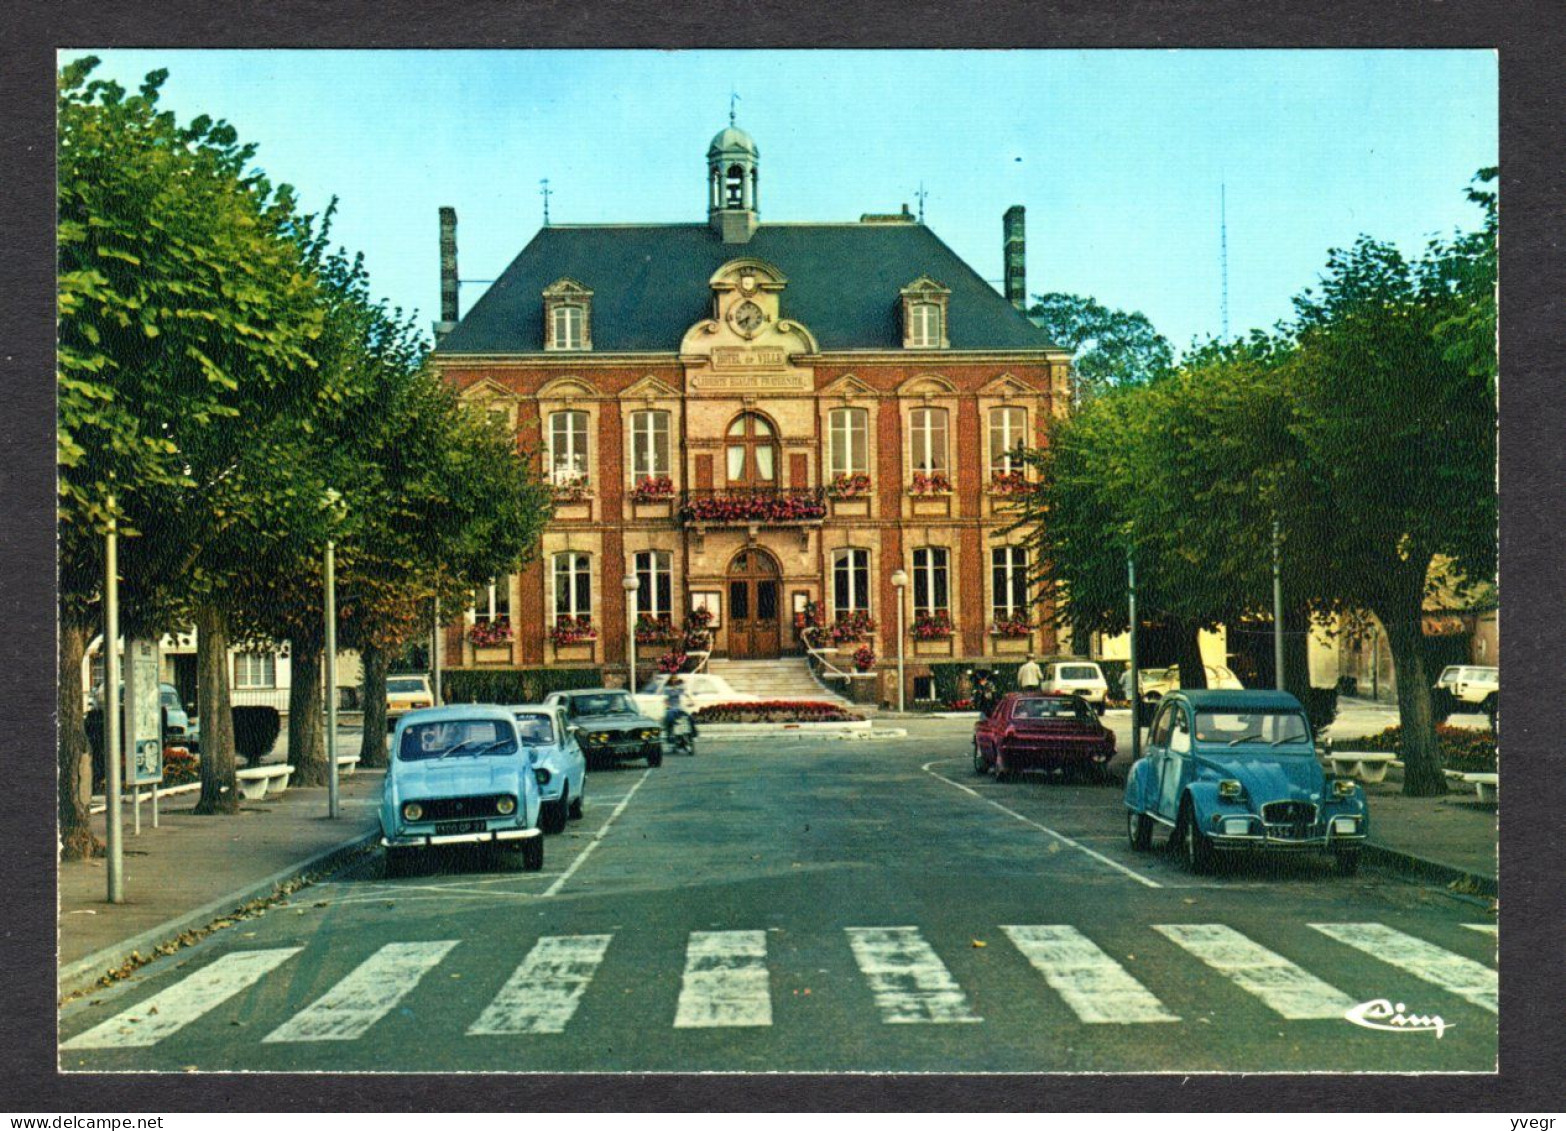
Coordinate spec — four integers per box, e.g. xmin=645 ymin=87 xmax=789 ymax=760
xmin=727 ymin=548 xmax=782 ymax=659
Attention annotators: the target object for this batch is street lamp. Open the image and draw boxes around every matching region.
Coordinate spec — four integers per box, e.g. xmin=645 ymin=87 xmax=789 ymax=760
xmin=623 ymin=573 xmax=641 ymax=692
xmin=322 ymin=488 xmax=345 ymax=819
xmin=890 ymin=568 xmax=909 ymax=713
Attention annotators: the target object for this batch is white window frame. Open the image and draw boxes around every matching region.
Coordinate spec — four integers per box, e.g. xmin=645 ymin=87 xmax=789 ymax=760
xmin=909 ymin=407 xmax=949 ymax=474
xmin=549 ymin=410 xmax=591 ymax=486
xmin=912 ymin=547 xmax=950 ymax=618
xmin=235 ymin=651 xmax=277 ymax=690
xmin=991 ymin=546 xmax=1030 ymax=620
xmin=635 ymin=550 xmax=672 ymax=620
xmin=552 ymin=552 xmax=593 ymax=624
xmin=473 ymin=578 xmax=510 ymax=623
xmin=552 ymin=304 xmax=585 ymax=350
xmin=988 ymin=406 xmax=1027 ymax=476
xmin=909 ymin=302 xmax=941 ymax=348
xmin=832 ymin=549 xmax=871 ymax=616
xmin=630 ymin=410 xmax=671 ymax=482
xmin=827 ymin=407 xmax=869 ymax=477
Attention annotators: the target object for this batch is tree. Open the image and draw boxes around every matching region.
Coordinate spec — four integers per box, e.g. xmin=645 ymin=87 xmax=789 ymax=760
xmin=57 ymin=59 xmax=327 ymax=841
xmin=1025 ymin=293 xmax=1174 ymax=401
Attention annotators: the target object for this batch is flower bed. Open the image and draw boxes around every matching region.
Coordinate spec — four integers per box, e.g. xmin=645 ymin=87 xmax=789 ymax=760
xmin=909 ymin=471 xmax=952 ymax=495
xmin=693 ymin=700 xmax=866 ymax=725
xmin=548 ymin=616 xmax=598 ymax=646
xmin=162 ymin=744 xmax=199 ymax=785
xmin=470 ymin=617 xmax=514 ymax=647
xmin=1342 ymin=724 xmax=1496 ymax=774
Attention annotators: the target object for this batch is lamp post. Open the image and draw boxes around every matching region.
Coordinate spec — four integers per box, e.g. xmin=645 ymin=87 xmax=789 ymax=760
xmin=1127 ymin=553 xmax=1141 ymax=765
xmin=890 ymin=568 xmax=909 ymax=713
xmin=104 ymin=495 xmax=124 ymax=903
xmin=623 ymin=573 xmax=641 ymax=692
xmin=1271 ymin=519 xmax=1285 ymax=692
xmin=322 ymin=488 xmax=344 ymax=819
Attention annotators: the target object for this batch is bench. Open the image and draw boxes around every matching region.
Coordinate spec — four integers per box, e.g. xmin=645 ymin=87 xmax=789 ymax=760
xmin=1328 ymin=751 xmax=1398 ymax=784
xmin=235 ymin=764 xmax=293 ymax=801
xmin=1461 ymin=772 xmax=1497 ymax=803
xmin=336 ymin=753 xmax=361 ymax=776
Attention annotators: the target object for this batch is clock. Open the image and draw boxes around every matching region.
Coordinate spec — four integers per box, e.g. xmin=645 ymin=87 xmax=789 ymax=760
xmin=733 ymin=300 xmax=766 ymax=336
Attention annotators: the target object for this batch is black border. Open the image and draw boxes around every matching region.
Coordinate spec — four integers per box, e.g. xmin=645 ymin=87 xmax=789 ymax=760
xmin=4 ymin=0 xmax=1562 ymax=1113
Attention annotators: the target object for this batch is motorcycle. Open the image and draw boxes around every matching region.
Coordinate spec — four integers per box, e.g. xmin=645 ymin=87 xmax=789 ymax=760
xmin=664 ymin=711 xmax=697 ymax=757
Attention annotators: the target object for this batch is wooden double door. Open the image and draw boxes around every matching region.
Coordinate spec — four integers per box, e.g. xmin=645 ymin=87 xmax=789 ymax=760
xmin=727 ymin=549 xmax=781 ymax=660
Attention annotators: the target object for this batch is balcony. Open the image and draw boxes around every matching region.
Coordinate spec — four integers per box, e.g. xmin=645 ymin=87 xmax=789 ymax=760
xmin=678 ymin=487 xmax=828 ymax=532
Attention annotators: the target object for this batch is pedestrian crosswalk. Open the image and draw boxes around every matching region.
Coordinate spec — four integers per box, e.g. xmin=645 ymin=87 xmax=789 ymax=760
xmin=61 ymin=921 xmax=1497 ymax=1050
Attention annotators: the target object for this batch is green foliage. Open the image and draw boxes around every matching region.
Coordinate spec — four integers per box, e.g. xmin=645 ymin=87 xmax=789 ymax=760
xmin=1342 ymin=724 xmax=1494 ymax=774
xmin=929 ymin=662 xmax=1025 ymax=706
xmin=1025 ymin=293 xmax=1174 ymax=399
xmin=232 ymin=706 xmax=281 ymax=765
xmin=441 ymin=667 xmax=605 ymax=706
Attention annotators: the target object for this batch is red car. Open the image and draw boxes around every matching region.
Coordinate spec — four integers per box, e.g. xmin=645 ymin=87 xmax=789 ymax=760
xmin=973 ymin=692 xmax=1116 ymax=781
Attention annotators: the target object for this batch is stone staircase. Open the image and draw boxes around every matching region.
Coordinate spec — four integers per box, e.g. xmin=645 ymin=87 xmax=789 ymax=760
xmin=703 ymin=657 xmax=854 ymax=707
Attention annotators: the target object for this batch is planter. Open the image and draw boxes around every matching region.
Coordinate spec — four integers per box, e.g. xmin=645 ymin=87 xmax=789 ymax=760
xmin=910 ymin=496 xmax=951 ymax=518
xmin=845 ymin=674 xmax=882 ymax=705
xmin=632 ymin=500 xmax=674 ymax=520
xmin=830 ymin=497 xmax=871 ymax=518
xmin=914 ymin=637 xmax=954 ymax=656
xmin=991 ymin=635 xmax=1031 ymax=654
xmin=474 ymin=645 xmax=513 ymax=664
xmin=553 ymin=641 xmax=597 ymax=663
xmin=554 ymin=501 xmax=592 ymax=521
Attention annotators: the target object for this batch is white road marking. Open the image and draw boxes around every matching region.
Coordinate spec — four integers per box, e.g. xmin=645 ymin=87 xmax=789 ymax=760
xmin=1310 ymin=923 xmax=1498 ymax=1014
xmin=1002 ymin=925 xmax=1178 ymax=1024
xmin=845 ymin=927 xmax=981 ymax=1025
xmin=263 ymin=940 xmax=458 ymax=1042
xmin=674 ymin=930 xmax=773 ymax=1028
xmin=63 ymin=948 xmax=301 ymax=1049
xmin=1154 ymin=923 xmax=1357 ymax=1020
xmin=920 ymin=760 xmax=1162 ymax=889
xmin=1462 ymin=924 xmax=1498 ymax=935
xmin=467 ymin=935 xmax=613 ymax=1035
xmin=543 ymin=769 xmax=653 ymax=898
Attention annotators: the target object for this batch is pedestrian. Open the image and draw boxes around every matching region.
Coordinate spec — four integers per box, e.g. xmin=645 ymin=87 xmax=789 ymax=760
xmin=1016 ymin=653 xmax=1043 ymax=691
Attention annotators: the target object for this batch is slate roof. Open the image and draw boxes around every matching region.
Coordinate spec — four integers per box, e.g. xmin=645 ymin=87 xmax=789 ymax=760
xmin=436 ymin=222 xmax=1056 ymax=355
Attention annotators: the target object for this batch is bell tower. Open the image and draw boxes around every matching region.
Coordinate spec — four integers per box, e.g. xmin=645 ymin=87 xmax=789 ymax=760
xmin=707 ymin=118 xmax=759 ymax=244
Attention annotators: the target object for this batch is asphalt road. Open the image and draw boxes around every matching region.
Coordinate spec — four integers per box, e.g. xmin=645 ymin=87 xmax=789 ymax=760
xmin=59 ymin=719 xmax=1496 ymax=1073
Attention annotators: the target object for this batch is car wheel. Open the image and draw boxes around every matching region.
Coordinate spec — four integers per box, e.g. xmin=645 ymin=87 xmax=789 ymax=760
xmin=972 ymin=740 xmax=988 ymax=776
xmin=993 ymin=750 xmax=1015 ymax=783
xmin=540 ymin=789 xmax=569 ymax=835
xmin=521 ymin=834 xmax=545 ymax=872
xmin=568 ymin=789 xmax=584 ymax=820
xmin=1334 ymin=849 xmax=1361 ymax=877
xmin=1179 ymin=800 xmax=1215 ymax=874
xmin=1127 ymin=808 xmax=1153 ymax=851
xmin=647 ymin=748 xmax=664 ymax=768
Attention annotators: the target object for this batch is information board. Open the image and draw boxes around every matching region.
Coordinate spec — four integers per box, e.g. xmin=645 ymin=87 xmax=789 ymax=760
xmin=124 ymin=638 xmax=164 ymax=786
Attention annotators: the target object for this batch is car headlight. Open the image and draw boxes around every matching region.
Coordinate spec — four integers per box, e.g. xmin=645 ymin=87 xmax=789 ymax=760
xmin=642 ymin=729 xmax=660 ymax=741
xmin=595 ymin=732 xmax=611 ymax=743
xmin=1332 ymin=779 xmax=1358 ymax=799
xmin=496 ymin=795 xmax=517 ymax=815
xmin=533 ymin=768 xmax=552 ymax=785
xmin=402 ymin=801 xmax=424 ymax=822
xmin=1217 ymin=779 xmax=1243 ymax=801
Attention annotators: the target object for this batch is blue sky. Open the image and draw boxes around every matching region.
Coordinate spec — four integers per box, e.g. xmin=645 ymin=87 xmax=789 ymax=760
xmin=60 ymin=49 xmax=1496 ymax=353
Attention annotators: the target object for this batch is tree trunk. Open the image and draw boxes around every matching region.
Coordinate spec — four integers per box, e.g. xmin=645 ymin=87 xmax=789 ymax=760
xmin=1380 ymin=599 xmax=1446 ymax=797
xmin=1173 ymin=619 xmax=1209 ymax=690
xmin=358 ymin=643 xmax=390 ymax=768
xmin=288 ymin=638 xmax=329 ymax=786
xmin=58 ymin=612 xmax=100 ymax=859
xmin=1282 ymin=604 xmax=1313 ymax=701
xmin=193 ymin=601 xmax=239 ymax=815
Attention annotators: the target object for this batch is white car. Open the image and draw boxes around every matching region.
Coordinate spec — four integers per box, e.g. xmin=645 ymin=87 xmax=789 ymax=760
xmin=509 ymin=703 xmax=587 ymax=834
xmin=1037 ymin=661 xmax=1110 ymax=712
xmin=633 ymin=672 xmax=758 ymax=719
xmin=1435 ymin=665 xmax=1498 ymax=725
xmin=1140 ymin=664 xmax=1244 ymax=702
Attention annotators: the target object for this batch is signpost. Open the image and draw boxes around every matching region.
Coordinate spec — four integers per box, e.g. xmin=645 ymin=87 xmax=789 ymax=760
xmin=123 ymin=637 xmax=164 ymax=833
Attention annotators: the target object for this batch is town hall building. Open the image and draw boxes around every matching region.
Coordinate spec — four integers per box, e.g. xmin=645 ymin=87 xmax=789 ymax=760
xmin=431 ymin=122 xmax=1073 ymax=705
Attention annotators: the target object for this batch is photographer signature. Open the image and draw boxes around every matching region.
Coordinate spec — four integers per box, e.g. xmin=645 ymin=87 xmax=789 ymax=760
xmin=1344 ymin=998 xmax=1450 ymax=1038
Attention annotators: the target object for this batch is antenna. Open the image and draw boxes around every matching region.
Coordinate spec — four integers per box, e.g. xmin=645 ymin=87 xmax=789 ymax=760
xmin=914 ymin=182 xmax=929 ymax=224
xmin=1220 ymin=181 xmax=1230 ymax=343
xmin=729 ymin=89 xmax=741 ymax=126
xmin=540 ymin=178 xmax=553 ymax=227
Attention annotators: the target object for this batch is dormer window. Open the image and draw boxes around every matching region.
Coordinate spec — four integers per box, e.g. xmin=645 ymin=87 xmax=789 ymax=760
xmin=899 ymin=276 xmax=951 ymax=350
xmin=542 ymin=277 xmax=593 ymax=351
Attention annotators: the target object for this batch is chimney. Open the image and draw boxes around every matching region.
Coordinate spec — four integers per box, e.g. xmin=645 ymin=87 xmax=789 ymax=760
xmin=435 ymin=207 xmax=459 ymax=342
xmin=1003 ymin=205 xmax=1026 ymax=311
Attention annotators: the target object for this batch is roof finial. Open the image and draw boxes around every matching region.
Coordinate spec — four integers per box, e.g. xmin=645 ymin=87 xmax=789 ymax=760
xmin=915 ymin=182 xmax=929 ymax=224
xmin=540 ymin=177 xmax=552 ymax=227
xmin=729 ymin=89 xmax=740 ymax=127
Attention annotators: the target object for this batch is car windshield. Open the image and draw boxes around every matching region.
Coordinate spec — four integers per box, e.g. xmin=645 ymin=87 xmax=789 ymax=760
xmin=398 ymin=719 xmax=518 ymax=762
xmin=1059 ymin=666 xmax=1100 ymax=681
xmin=160 ymin=688 xmax=182 ymax=708
xmin=566 ymin=693 xmax=636 ymax=717
xmin=1013 ymin=698 xmax=1084 ymax=720
xmin=387 ymin=678 xmax=427 ymax=694
xmin=513 ymin=713 xmax=556 ymax=745
xmin=1195 ymin=710 xmax=1311 ymax=749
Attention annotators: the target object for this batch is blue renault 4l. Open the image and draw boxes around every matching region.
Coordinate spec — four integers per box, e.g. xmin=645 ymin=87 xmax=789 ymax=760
xmin=381 ymin=704 xmax=545 ymax=875
xmin=1123 ymin=689 xmax=1369 ymax=875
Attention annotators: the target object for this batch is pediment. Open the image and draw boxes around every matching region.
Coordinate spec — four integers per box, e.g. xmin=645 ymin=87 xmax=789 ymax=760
xmin=979 ymin=373 xmax=1040 ymax=398
xmin=897 ymin=373 xmax=957 ymax=396
xmin=900 ymin=275 xmax=950 ymax=297
xmin=709 ymin=257 xmax=788 ymax=291
xmin=458 ymin=377 xmax=520 ymax=403
xmin=620 ymin=374 xmax=682 ymax=401
xmin=536 ymin=375 xmax=600 ymax=400
xmin=542 ymin=277 xmax=593 ymax=298
xmin=820 ymin=373 xmax=878 ymax=399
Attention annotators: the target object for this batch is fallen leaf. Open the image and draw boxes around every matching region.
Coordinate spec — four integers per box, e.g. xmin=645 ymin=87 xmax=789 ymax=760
xmin=1182 ymin=898 xmax=1196 ymax=905
xmin=971 ymin=939 xmax=987 ymax=948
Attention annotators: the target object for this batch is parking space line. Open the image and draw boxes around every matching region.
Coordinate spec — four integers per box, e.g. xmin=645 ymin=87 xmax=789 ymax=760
xmin=543 ymin=768 xmax=653 ymax=898
xmin=921 ymin=760 xmax=1162 ymax=889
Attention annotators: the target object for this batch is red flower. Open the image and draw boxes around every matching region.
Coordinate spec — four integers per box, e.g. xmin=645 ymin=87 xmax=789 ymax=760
xmin=912 ymin=612 xmax=954 ymax=639
xmin=988 ymin=469 xmax=1029 ymax=495
xmin=549 ymin=616 xmax=598 ymax=646
xmin=470 ymin=617 xmax=515 ymax=647
xmin=909 ymin=471 xmax=953 ymax=496
xmin=852 ymin=643 xmax=877 ymax=672
xmin=989 ymin=615 xmax=1033 ymax=639
xmin=631 ymin=475 xmax=675 ymax=502
xmin=826 ymin=472 xmax=872 ymax=499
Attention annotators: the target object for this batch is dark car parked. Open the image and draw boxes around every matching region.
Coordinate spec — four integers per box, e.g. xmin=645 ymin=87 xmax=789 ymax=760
xmin=542 ymin=688 xmax=666 ymax=768
xmin=973 ymin=692 xmax=1116 ymax=781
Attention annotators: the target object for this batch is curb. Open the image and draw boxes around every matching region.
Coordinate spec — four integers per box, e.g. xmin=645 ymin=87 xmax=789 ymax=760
xmin=58 ymin=827 xmax=378 ymax=1000
xmin=1362 ymin=840 xmax=1496 ymax=897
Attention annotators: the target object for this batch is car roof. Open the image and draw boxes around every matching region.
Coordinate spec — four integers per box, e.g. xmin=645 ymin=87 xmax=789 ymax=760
xmin=550 ymin=687 xmax=616 ymax=697
xmin=1167 ymin=688 xmax=1303 ymax=711
xmin=398 ymin=704 xmax=519 ymax=723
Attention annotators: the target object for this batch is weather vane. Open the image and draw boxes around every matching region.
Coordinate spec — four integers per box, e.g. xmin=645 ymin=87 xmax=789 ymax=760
xmin=540 ymin=178 xmax=552 ymax=227
xmin=915 ymin=182 xmax=929 ymax=224
xmin=730 ymin=89 xmax=741 ymax=126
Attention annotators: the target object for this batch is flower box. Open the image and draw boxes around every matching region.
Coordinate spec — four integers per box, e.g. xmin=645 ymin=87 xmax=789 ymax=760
xmin=911 ymin=496 xmax=951 ymax=518
xmin=554 ymin=500 xmax=592 ymax=522
xmin=914 ymin=638 xmax=954 ymax=657
xmin=987 ymin=470 xmax=1029 ymax=496
xmin=553 ymin=641 xmax=595 ymax=663
xmin=474 ymin=645 xmax=513 ymax=664
xmin=909 ymin=471 xmax=953 ymax=496
xmin=679 ymin=491 xmax=827 ymax=524
xmin=831 ymin=497 xmax=871 ymax=518
xmin=632 ymin=500 xmax=674 ymax=520
xmin=992 ymin=636 xmax=1031 ymax=654
xmin=825 ymin=473 xmax=872 ymax=499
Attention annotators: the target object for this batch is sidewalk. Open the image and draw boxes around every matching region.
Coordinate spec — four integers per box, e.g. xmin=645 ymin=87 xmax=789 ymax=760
xmin=59 ymin=770 xmax=383 ymax=997
xmin=1357 ymin=782 xmax=1497 ymax=893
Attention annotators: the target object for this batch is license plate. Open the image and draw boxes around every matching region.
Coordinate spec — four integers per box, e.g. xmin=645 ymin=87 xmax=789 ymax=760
xmin=435 ymin=819 xmax=486 ymax=835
